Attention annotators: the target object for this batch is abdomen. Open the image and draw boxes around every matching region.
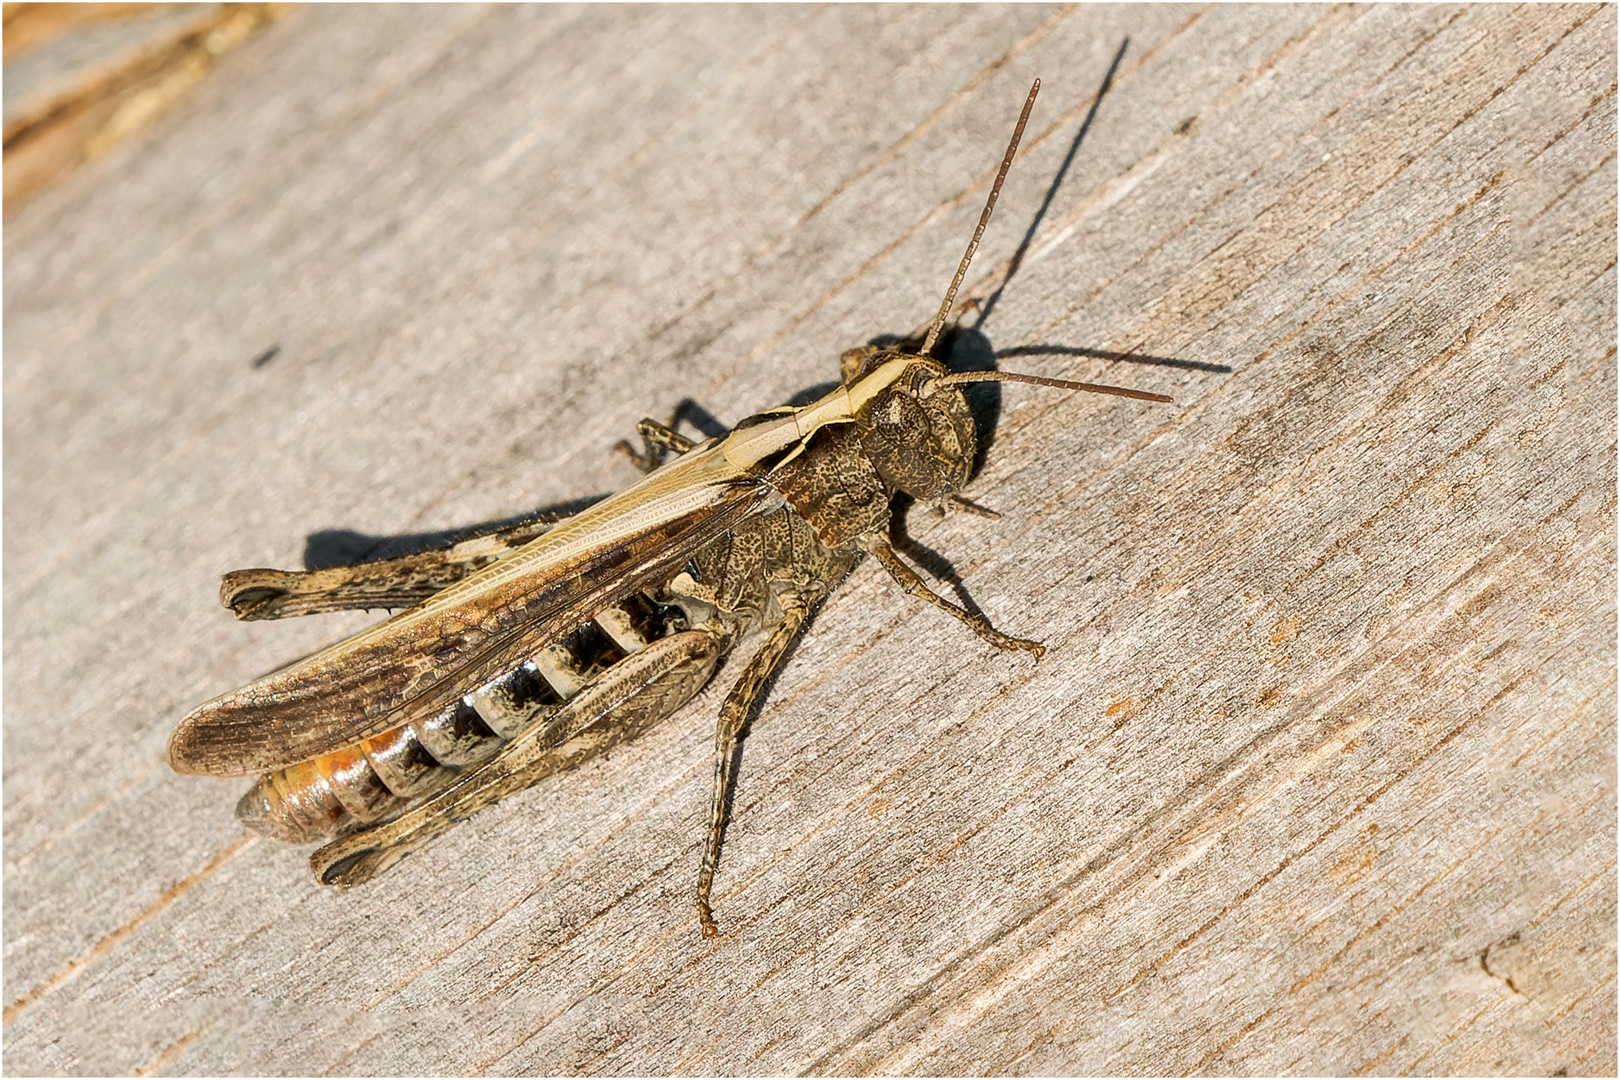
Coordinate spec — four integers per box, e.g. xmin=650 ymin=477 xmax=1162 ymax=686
xmin=235 ymin=593 xmax=691 ymax=842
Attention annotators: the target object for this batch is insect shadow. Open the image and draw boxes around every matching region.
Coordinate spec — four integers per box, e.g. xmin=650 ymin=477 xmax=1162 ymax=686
xmin=303 ymin=403 xmax=733 ymax=570
xmin=302 ymin=500 xmax=603 ymax=572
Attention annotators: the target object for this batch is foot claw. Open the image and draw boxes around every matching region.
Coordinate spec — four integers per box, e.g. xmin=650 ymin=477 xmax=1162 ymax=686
xmin=940 ymin=494 xmax=1002 ymax=520
xmin=989 ymin=633 xmax=1045 ymax=659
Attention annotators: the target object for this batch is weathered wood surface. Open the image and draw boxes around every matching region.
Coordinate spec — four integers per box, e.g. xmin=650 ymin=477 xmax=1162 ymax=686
xmin=4 ymin=5 xmax=1614 ymax=1075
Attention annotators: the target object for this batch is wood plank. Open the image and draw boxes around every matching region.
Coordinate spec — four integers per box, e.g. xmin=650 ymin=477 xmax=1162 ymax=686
xmin=4 ymin=4 xmax=1613 ymax=1074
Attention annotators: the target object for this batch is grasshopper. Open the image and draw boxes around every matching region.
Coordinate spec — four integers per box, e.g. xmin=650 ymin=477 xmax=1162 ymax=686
xmin=169 ymin=81 xmax=1170 ymax=936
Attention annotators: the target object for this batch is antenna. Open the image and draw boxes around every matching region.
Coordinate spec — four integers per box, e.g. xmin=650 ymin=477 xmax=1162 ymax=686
xmin=930 ymin=369 xmax=1173 ymax=403
xmin=920 ymin=79 xmax=1040 ymax=359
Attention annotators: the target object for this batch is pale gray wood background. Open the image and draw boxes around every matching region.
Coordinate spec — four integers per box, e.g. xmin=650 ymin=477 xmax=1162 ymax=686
xmin=4 ymin=4 xmax=1614 ymax=1075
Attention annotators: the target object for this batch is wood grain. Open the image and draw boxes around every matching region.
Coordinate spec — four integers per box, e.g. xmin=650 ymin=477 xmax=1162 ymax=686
xmin=4 ymin=5 xmax=1613 ymax=1074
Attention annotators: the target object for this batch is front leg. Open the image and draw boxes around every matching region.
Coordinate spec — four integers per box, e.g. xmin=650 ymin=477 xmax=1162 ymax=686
xmin=865 ymin=536 xmax=1045 ymax=658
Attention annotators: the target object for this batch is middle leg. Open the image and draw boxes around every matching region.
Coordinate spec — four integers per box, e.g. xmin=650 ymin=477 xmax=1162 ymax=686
xmin=695 ymin=588 xmax=828 ymax=936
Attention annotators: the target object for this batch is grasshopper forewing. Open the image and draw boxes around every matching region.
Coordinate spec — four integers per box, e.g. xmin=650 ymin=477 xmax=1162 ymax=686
xmin=170 ymin=80 xmax=1172 ymax=936
xmin=172 ymin=445 xmax=776 ymax=775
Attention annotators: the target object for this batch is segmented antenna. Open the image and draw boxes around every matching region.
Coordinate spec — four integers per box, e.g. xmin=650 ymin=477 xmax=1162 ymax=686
xmin=921 ymin=79 xmax=1041 ymax=359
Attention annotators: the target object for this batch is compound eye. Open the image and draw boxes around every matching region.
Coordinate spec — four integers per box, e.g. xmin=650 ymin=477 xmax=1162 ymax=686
xmin=873 ymin=391 xmax=929 ymax=445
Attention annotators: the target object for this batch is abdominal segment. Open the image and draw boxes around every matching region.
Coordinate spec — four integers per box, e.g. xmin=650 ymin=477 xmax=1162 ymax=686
xmin=236 ymin=593 xmax=689 ymax=842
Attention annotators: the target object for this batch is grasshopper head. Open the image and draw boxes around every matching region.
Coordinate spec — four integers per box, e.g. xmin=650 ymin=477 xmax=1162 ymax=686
xmin=842 ymin=344 xmax=1175 ymax=502
xmin=844 ymin=349 xmax=978 ymax=501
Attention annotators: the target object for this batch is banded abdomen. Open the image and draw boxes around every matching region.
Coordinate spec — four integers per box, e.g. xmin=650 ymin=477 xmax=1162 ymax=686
xmin=236 ymin=593 xmax=690 ymax=842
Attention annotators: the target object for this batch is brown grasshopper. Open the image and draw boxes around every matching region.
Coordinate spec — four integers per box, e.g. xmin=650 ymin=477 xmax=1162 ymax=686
xmin=169 ymin=80 xmax=1170 ymax=936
